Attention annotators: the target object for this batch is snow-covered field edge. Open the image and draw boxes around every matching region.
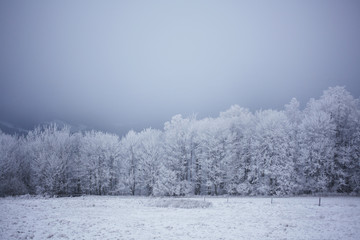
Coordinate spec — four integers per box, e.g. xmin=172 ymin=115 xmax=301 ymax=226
xmin=1 ymin=195 xmax=359 ymax=240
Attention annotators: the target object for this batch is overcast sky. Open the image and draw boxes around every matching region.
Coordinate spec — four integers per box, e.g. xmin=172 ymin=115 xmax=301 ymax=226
xmin=1 ymin=0 xmax=360 ymax=135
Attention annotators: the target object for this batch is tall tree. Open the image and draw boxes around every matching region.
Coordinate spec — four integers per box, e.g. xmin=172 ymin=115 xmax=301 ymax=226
xmin=137 ymin=128 xmax=164 ymax=195
xmin=251 ymin=110 xmax=294 ymax=195
xmin=220 ymin=105 xmax=254 ymax=195
xmin=26 ymin=124 xmax=75 ymax=195
xmin=0 ymin=131 xmax=29 ymax=196
xmin=316 ymin=86 xmax=360 ymax=192
xmin=120 ymin=130 xmax=140 ymax=195
xmin=298 ymin=100 xmax=336 ymax=193
xmin=284 ymin=98 xmax=303 ymax=193
xmin=80 ymin=130 xmax=121 ymax=195
xmin=163 ymin=114 xmax=197 ymax=195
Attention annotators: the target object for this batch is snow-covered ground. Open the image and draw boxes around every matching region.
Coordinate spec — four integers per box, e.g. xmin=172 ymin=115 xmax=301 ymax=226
xmin=0 ymin=196 xmax=359 ymax=240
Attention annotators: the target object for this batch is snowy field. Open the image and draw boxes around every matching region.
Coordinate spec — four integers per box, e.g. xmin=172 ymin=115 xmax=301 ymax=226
xmin=0 ymin=196 xmax=359 ymax=240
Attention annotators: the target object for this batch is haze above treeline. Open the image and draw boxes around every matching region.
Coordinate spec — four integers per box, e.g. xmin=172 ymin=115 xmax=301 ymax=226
xmin=1 ymin=1 xmax=360 ymax=135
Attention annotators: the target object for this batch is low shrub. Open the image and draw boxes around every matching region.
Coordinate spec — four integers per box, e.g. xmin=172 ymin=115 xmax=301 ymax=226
xmin=149 ymin=198 xmax=212 ymax=209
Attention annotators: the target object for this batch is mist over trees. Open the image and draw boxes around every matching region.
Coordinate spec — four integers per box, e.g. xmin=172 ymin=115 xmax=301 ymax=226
xmin=1 ymin=86 xmax=359 ymax=196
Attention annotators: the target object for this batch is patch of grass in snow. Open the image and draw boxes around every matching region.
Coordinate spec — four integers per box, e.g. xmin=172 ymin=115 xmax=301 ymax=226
xmin=149 ymin=198 xmax=212 ymax=209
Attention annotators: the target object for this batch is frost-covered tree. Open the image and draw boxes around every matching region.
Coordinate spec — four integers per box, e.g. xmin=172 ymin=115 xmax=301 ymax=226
xmin=0 ymin=86 xmax=359 ymax=197
xmin=349 ymin=125 xmax=360 ymax=193
xmin=251 ymin=110 xmax=294 ymax=195
xmin=26 ymin=124 xmax=76 ymax=195
xmin=80 ymin=130 xmax=121 ymax=195
xmin=136 ymin=128 xmax=164 ymax=195
xmin=298 ymin=108 xmax=336 ymax=193
xmin=284 ymin=98 xmax=303 ymax=193
xmin=134 ymin=128 xmax=178 ymax=196
xmin=153 ymin=164 xmax=179 ymax=196
xmin=0 ymin=131 xmax=29 ymax=196
xmin=219 ymin=105 xmax=254 ymax=195
xmin=316 ymin=87 xmax=360 ymax=192
xmin=196 ymin=117 xmax=228 ymax=195
xmin=163 ymin=114 xmax=198 ymax=195
xmin=119 ymin=130 xmax=141 ymax=195
xmin=299 ymin=87 xmax=360 ymax=193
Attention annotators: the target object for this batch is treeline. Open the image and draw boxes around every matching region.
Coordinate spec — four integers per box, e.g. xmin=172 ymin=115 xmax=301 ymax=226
xmin=1 ymin=86 xmax=359 ymax=197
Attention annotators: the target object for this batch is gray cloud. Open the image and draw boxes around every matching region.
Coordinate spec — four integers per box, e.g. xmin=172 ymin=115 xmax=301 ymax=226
xmin=1 ymin=0 xmax=360 ymax=134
